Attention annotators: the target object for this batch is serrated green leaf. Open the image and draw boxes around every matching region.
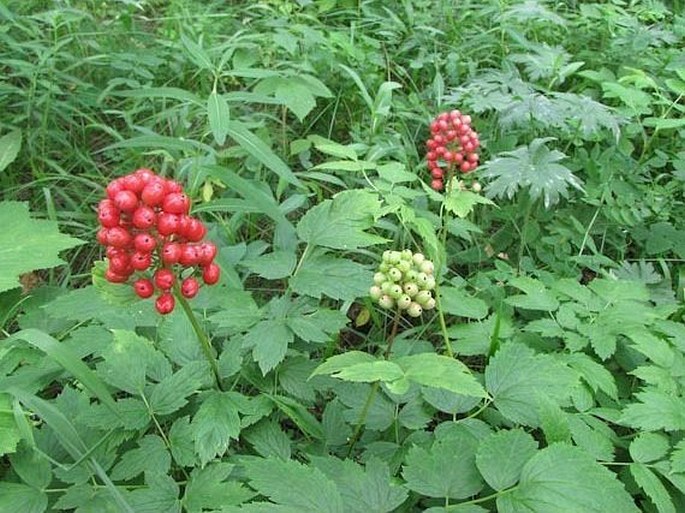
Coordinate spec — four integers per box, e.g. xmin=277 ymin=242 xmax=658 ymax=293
xmin=0 ymin=483 xmax=47 ymax=513
xmin=562 ymin=353 xmax=618 ymax=400
xmin=444 ymin=189 xmax=495 ymax=218
xmin=475 ymin=429 xmax=538 ymax=491
xmin=643 ymin=117 xmax=685 ymax=130
xmin=128 ymin=473 xmax=180 ymax=513
xmin=208 ymin=290 xmax=261 ymax=333
xmin=403 ymin=425 xmax=483 ymax=499
xmin=498 ymin=445 xmax=639 ymax=513
xmin=0 ymin=394 xmax=21 ymax=455
xmin=440 ymin=286 xmax=489 ymax=319
xmin=192 ymin=391 xmax=241 ymax=466
xmin=671 ymin=440 xmax=685 ymax=473
xmin=243 ymin=250 xmax=296 ymax=279
xmin=630 ymin=463 xmax=675 ymax=513
xmin=296 ymin=190 xmax=386 ymax=250
xmin=149 ymin=362 xmax=209 ymax=415
xmin=243 ymin=457 xmax=344 ymax=513
xmin=111 ymin=435 xmax=170 ymax=481
xmin=620 ymin=389 xmax=685 ymax=431
xmin=169 ymin=417 xmax=197 ymax=467
xmin=290 ymin=252 xmax=372 ymax=301
xmin=208 ymin=91 xmax=230 ymax=145
xmin=287 ymin=308 xmax=349 ymax=344
xmin=568 ymin=414 xmax=615 ymax=462
xmin=310 ymin=456 xmax=408 ymax=513
xmin=0 ymin=129 xmax=22 ymax=173
xmin=268 ymin=394 xmax=323 ymax=440
xmin=0 ymin=202 xmax=83 ymax=293
xmin=332 ymin=361 xmax=404 ymax=383
xmin=396 ymin=353 xmax=487 ymax=398
xmin=183 ymin=463 xmax=254 ymax=512
xmin=485 ymin=343 xmax=577 ymax=426
xmin=9 ymin=443 xmax=52 ymax=490
xmin=506 ymin=276 xmax=559 ymax=311
xmin=311 ymin=351 xmax=376 ymax=378
xmin=243 ymin=420 xmax=292 ymax=460
xmin=630 ymin=432 xmax=669 ymax=463
xmin=243 ymin=320 xmax=293 ymax=375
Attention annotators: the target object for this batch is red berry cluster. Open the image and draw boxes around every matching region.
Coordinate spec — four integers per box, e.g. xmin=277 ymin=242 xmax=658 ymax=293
xmin=96 ymin=168 xmax=221 ymax=315
xmin=425 ymin=110 xmax=480 ymax=191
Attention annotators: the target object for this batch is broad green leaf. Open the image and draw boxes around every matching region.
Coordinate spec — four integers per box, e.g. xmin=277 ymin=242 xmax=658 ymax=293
xmin=208 ymin=91 xmax=230 ymax=145
xmin=482 ymin=138 xmax=583 ymax=208
xmin=290 ymin=252 xmax=372 ymax=301
xmin=181 ymin=34 xmax=213 ymax=69
xmin=310 ymin=351 xmax=376 ymax=378
xmin=276 ymin=80 xmax=316 ymax=121
xmin=0 ymin=129 xmax=22 ymax=173
xmin=475 ymin=429 xmax=538 ymax=491
xmin=296 ymin=190 xmax=387 ymax=250
xmin=506 ymin=276 xmax=559 ymax=311
xmin=9 ymin=443 xmax=52 ymax=490
xmin=562 ymin=353 xmax=618 ymax=400
xmin=0 ymin=202 xmax=83 ymax=293
xmin=312 ymin=160 xmax=377 ymax=172
xmin=620 ymin=389 xmax=685 ymax=431
xmin=227 ymin=120 xmax=301 ymax=187
xmin=630 ymin=463 xmax=675 ymax=513
xmin=402 ymin=426 xmax=483 ymax=499
xmin=149 ymin=362 xmax=209 ymax=415
xmin=310 ymin=456 xmax=408 ymax=513
xmin=568 ymin=414 xmax=615 ymax=462
xmin=444 ymin=189 xmax=495 ymax=218
xmin=208 ymin=290 xmax=262 ymax=333
xmin=243 ymin=320 xmax=293 ymax=375
xmin=671 ymin=440 xmax=685 ymax=473
xmin=498 ymin=445 xmax=639 ymax=513
xmin=184 ymin=463 xmax=254 ymax=512
xmin=396 ymin=353 xmax=487 ymax=398
xmin=268 ymin=394 xmax=323 ymax=440
xmin=243 ymin=420 xmax=292 ymax=460
xmin=243 ymin=457 xmax=344 ymax=513
xmin=630 ymin=432 xmax=669 ymax=463
xmin=332 ymin=361 xmax=404 ymax=383
xmin=243 ymin=250 xmax=296 ymax=279
xmin=128 ymin=473 xmax=180 ymax=513
xmin=440 ymin=286 xmax=489 ymax=319
xmin=111 ymin=87 xmax=202 ymax=104
xmin=643 ymin=117 xmax=685 ymax=130
xmin=0 ymin=483 xmax=47 ymax=513
xmin=287 ymin=308 xmax=349 ymax=344
xmin=485 ymin=343 xmax=577 ymax=426
xmin=0 ymin=394 xmax=21 ymax=455
xmin=169 ymin=417 xmax=197 ymax=467
xmin=191 ymin=391 xmax=241 ymax=466
xmin=111 ymin=435 xmax=170 ymax=481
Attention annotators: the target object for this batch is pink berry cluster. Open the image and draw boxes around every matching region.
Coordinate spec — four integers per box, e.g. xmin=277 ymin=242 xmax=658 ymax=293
xmin=96 ymin=168 xmax=220 ymax=315
xmin=425 ymin=110 xmax=480 ymax=191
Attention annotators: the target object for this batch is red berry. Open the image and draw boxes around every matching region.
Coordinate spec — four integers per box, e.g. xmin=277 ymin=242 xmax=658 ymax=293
xmin=181 ymin=277 xmax=200 ymax=298
xmin=467 ymin=153 xmax=479 ymax=163
xmin=96 ymin=228 xmax=109 ymax=245
xmin=431 ymin=168 xmax=443 ymax=179
xmin=98 ymin=206 xmax=120 ymax=228
xmin=106 ymin=179 xmax=125 ymax=200
xmin=198 ymin=242 xmax=217 ymax=266
xmin=106 ymin=246 xmax=126 ymax=259
xmin=106 ymin=227 xmax=132 ymax=248
xmin=157 ymin=213 xmax=180 ymax=236
xmin=184 ymin=218 xmax=206 ymax=242
xmin=130 ymin=251 xmax=152 ymax=271
xmin=154 ymin=268 xmax=175 ymax=290
xmin=179 ymin=244 xmax=201 ymax=266
xmin=122 ymin=174 xmax=144 ymax=194
xmin=162 ymin=242 xmax=182 ymax=265
xmin=460 ymin=161 xmax=471 ymax=173
xmin=134 ymin=168 xmax=155 ymax=183
xmin=431 ymin=179 xmax=444 ymax=191
xmin=133 ymin=233 xmax=156 ymax=252
xmin=165 ymin=180 xmax=183 ymax=194
xmin=141 ymin=182 xmax=166 ymax=207
xmin=133 ymin=278 xmax=154 ymax=299
xmin=108 ymin=253 xmax=131 ymax=274
xmin=202 ymin=263 xmax=221 ymax=285
xmin=113 ymin=190 xmax=139 ymax=212
xmin=162 ymin=192 xmax=190 ymax=215
xmin=155 ymin=293 xmax=175 ymax=315
xmin=105 ymin=269 xmax=129 ymax=283
xmin=132 ymin=206 xmax=156 ymax=230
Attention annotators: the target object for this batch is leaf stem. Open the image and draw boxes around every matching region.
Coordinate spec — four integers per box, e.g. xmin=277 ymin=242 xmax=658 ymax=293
xmin=173 ymin=288 xmax=223 ymax=391
xmin=435 ymin=167 xmax=455 ymax=358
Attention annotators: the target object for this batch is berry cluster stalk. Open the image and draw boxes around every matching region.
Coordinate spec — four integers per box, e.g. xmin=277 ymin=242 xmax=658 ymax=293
xmin=173 ymin=286 xmax=223 ymax=391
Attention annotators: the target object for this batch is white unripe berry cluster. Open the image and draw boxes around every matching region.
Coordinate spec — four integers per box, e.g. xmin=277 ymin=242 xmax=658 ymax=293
xmin=369 ymin=250 xmax=436 ymax=317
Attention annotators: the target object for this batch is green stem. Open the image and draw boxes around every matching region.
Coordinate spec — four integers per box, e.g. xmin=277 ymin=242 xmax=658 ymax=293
xmin=434 ymin=282 xmax=454 ymax=358
xmin=517 ymin=195 xmax=535 ymax=273
xmin=174 ymin=288 xmax=223 ymax=391
xmin=435 ymin=166 xmax=455 ymax=358
xmin=347 ymin=309 xmax=402 ymax=457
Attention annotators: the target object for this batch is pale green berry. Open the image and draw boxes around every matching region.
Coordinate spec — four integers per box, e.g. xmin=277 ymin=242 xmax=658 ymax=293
xmin=397 ymin=260 xmax=411 ymax=274
xmin=405 ymin=270 xmax=418 ymax=282
xmin=404 ymin=282 xmax=419 ymax=297
xmin=420 ymin=260 xmax=434 ymax=275
xmin=415 ymin=289 xmax=432 ymax=306
xmin=379 ymin=295 xmax=395 ymax=309
xmin=373 ymin=272 xmax=386 ymax=285
xmin=424 ymin=275 xmax=436 ymax=290
xmin=369 ymin=285 xmax=383 ymax=300
xmin=423 ymin=297 xmax=436 ymax=310
xmin=388 ymin=267 xmax=402 ymax=282
xmin=397 ymin=294 xmax=412 ymax=310
xmin=412 ymin=253 xmax=425 ymax=266
xmin=379 ymin=262 xmax=389 ymax=273
xmin=389 ymin=284 xmax=403 ymax=299
xmin=472 ymin=181 xmax=482 ymax=193
xmin=416 ymin=272 xmax=430 ymax=288
xmin=401 ymin=249 xmax=413 ymax=261
xmin=407 ymin=302 xmax=423 ymax=318
xmin=388 ymin=251 xmax=402 ymax=264
xmin=382 ymin=250 xmax=392 ymax=262
xmin=381 ymin=281 xmax=393 ymax=294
